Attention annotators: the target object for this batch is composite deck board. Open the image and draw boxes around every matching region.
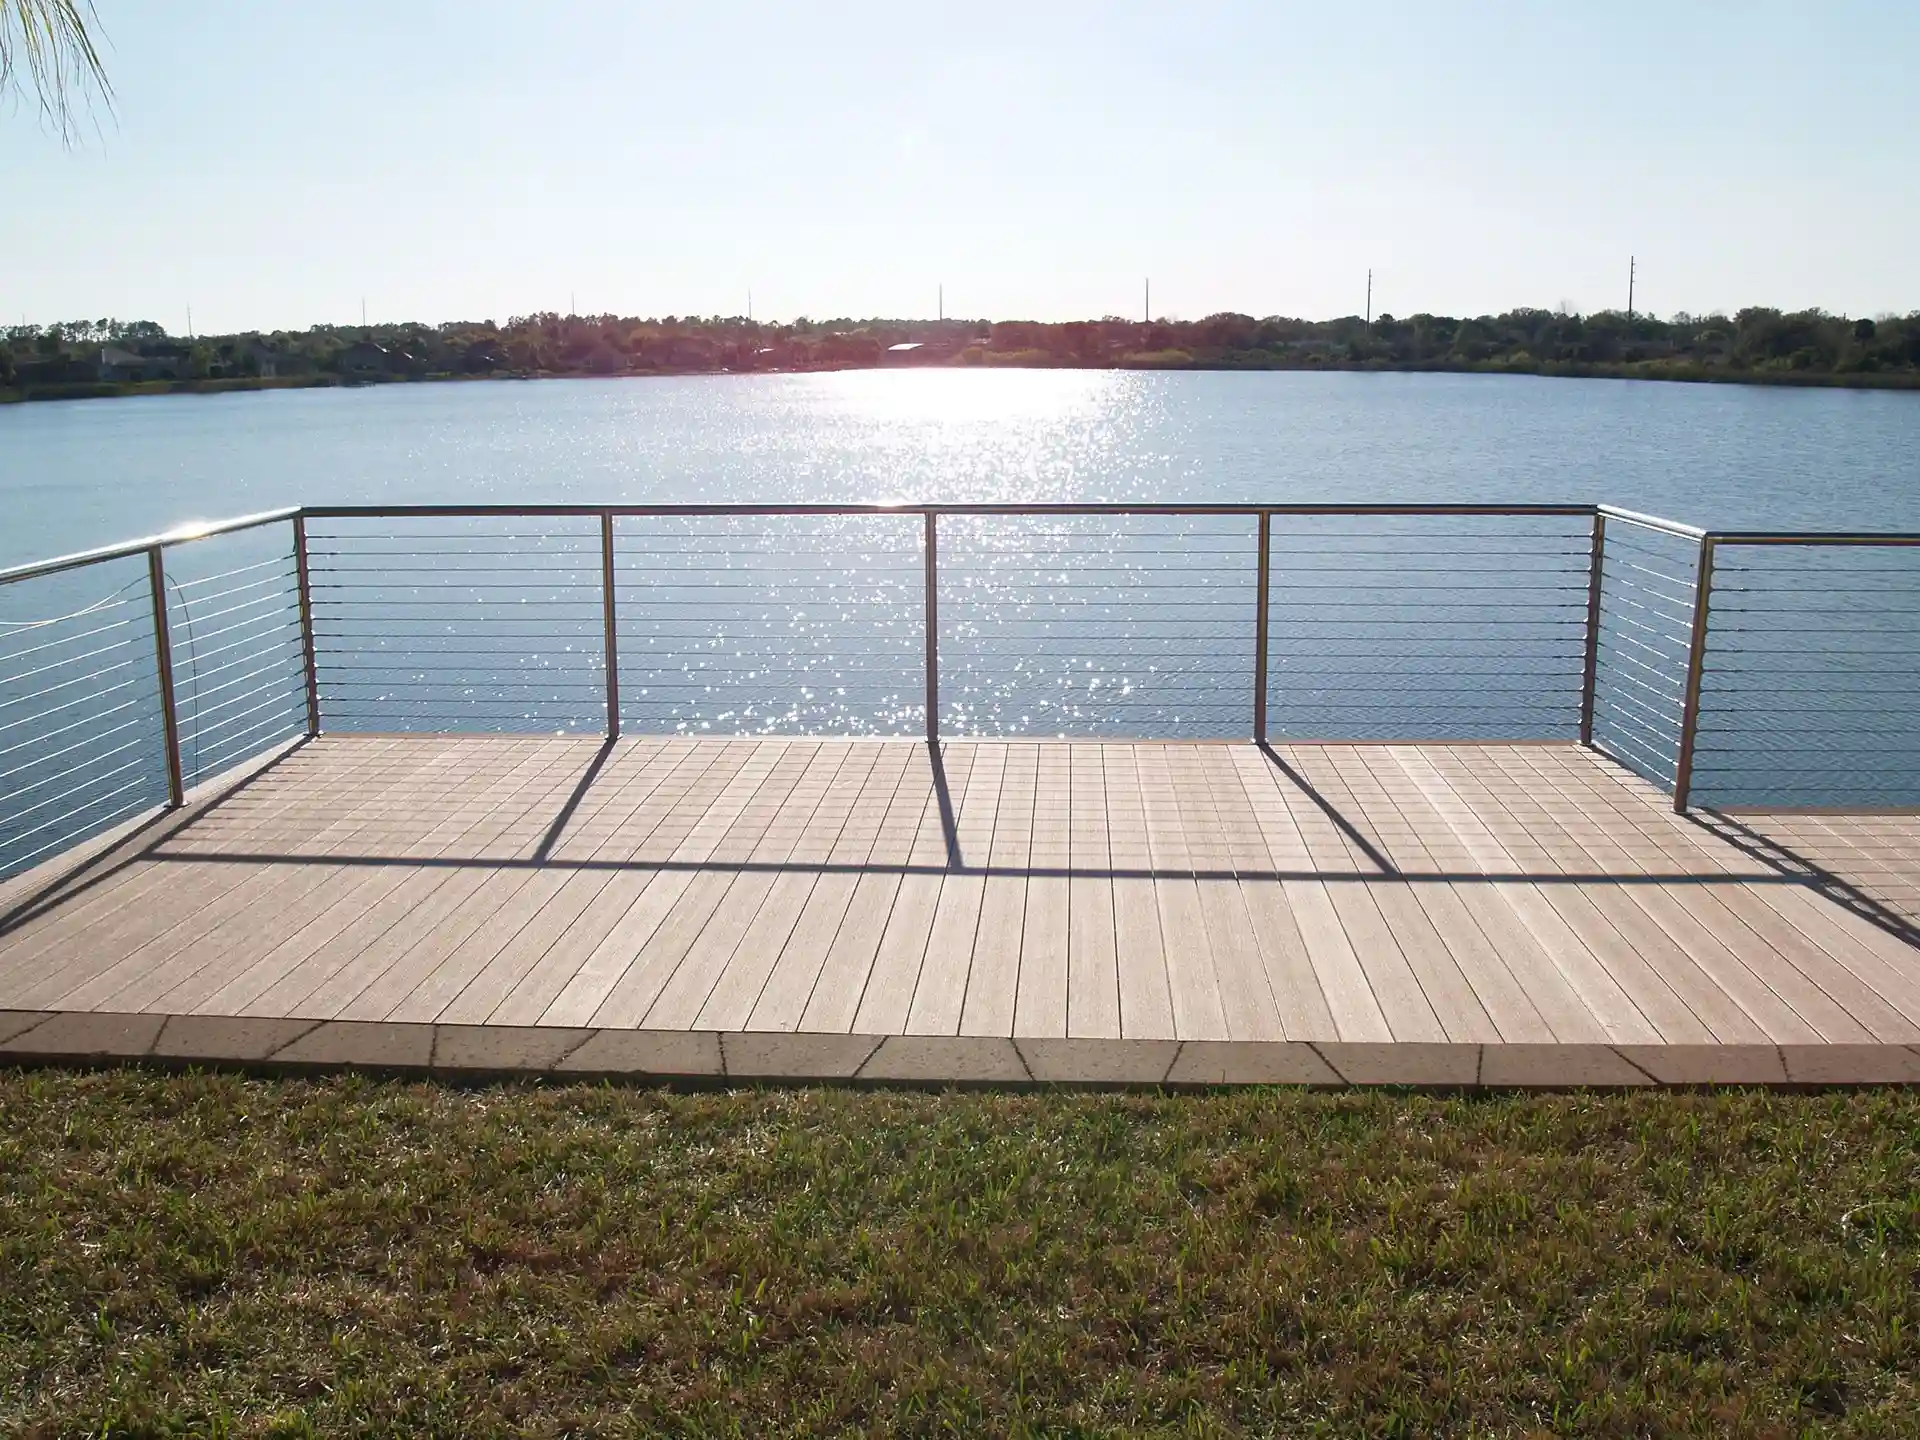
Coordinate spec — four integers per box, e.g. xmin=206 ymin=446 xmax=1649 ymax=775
xmin=1487 ymin=749 xmax=1866 ymax=1042
xmin=44 ymin=741 xmax=468 ymax=1010
xmin=799 ymin=749 xmax=943 ymax=1032
xmin=2 ymin=734 xmax=1916 ymax=1049
xmin=746 ymin=745 xmax=914 ymax=1031
xmin=1066 ymin=745 xmax=1120 ymax=1039
xmin=181 ymin=741 xmax=586 ymax=1017
xmin=1106 ymin=747 xmax=1175 ymax=1039
xmin=1342 ymin=748 xmax=1544 ymax=1042
xmin=696 ymin=744 xmax=878 ymax=1031
xmin=959 ymin=744 xmax=1032 ymax=1036
xmin=1480 ymin=747 xmax=1782 ymax=1044
xmin=1137 ymin=744 xmax=1227 ymax=1040
xmin=1014 ymin=749 xmax=1071 ymax=1037
xmin=903 ymin=745 xmax=999 ymax=1034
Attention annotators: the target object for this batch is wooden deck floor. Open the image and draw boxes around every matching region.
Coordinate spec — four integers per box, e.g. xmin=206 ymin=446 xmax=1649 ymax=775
xmin=3 ymin=735 xmax=1918 ymax=1053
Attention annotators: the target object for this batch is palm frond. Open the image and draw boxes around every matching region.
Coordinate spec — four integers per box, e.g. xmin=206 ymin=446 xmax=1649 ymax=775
xmin=0 ymin=0 xmax=112 ymax=143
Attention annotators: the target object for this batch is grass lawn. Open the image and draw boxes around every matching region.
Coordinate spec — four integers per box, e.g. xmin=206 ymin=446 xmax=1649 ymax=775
xmin=1 ymin=1072 xmax=1917 ymax=1437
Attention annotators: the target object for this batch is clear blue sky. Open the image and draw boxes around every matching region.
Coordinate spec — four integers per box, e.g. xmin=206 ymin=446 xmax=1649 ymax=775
xmin=4 ymin=0 xmax=1916 ymax=333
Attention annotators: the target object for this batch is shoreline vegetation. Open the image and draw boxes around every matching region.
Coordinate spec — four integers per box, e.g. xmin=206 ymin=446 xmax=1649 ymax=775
xmin=5 ymin=305 xmax=1919 ymax=404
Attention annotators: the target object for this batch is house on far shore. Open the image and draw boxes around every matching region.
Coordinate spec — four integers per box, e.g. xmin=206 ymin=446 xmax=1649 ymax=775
xmin=239 ymin=340 xmax=295 ymax=377
xmin=335 ymin=340 xmax=395 ymax=379
xmin=97 ymin=346 xmax=185 ymax=382
xmin=883 ymin=335 xmax=968 ymax=363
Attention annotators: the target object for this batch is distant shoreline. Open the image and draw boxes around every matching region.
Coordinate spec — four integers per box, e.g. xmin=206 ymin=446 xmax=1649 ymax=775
xmin=5 ymin=356 xmax=1918 ymax=406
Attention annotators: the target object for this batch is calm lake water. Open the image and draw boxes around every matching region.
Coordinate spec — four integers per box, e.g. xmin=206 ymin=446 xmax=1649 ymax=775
xmin=4 ymin=369 xmax=1920 ymax=565
xmin=2 ymin=370 xmax=1917 ymax=876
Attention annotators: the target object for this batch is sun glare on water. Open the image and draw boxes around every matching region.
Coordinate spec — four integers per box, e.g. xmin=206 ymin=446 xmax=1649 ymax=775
xmin=816 ymin=366 xmax=1122 ymax=427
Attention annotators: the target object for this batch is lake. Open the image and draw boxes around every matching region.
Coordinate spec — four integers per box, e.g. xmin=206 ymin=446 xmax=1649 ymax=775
xmin=5 ymin=369 xmax=1920 ymax=566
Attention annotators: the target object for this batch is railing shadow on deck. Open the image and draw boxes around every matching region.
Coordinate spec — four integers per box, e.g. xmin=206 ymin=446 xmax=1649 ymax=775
xmin=7 ymin=736 xmax=1895 ymax=956
xmin=1685 ymin=808 xmax=1920 ymax=951
xmin=0 ymin=735 xmax=316 ymax=934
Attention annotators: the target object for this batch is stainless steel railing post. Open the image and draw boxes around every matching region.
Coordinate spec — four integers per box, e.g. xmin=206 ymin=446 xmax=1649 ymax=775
xmin=924 ymin=511 xmax=939 ymax=742
xmin=293 ymin=513 xmax=321 ymax=736
xmin=1578 ymin=509 xmax=1606 ymax=745
xmin=1672 ymin=536 xmax=1717 ymax=812
xmin=601 ymin=511 xmax=620 ymax=738
xmin=1253 ymin=510 xmax=1271 ymax=743
xmin=147 ymin=545 xmax=186 ymax=807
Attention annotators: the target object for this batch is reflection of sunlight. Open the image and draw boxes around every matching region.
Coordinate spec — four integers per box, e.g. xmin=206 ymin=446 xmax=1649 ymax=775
xmin=816 ymin=367 xmax=1122 ymax=425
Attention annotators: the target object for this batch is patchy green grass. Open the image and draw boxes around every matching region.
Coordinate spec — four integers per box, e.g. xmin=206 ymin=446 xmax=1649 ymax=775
xmin=1 ymin=1073 xmax=1917 ymax=1437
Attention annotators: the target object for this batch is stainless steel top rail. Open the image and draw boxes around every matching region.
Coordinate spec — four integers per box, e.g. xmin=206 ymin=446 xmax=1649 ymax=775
xmin=15 ymin=505 xmax=1920 ymax=591
xmin=1596 ymin=505 xmax=1708 ymax=541
xmin=301 ymin=502 xmax=1602 ymax=520
xmin=0 ymin=507 xmax=303 ymax=587
xmin=1706 ymin=532 xmax=1920 ymax=546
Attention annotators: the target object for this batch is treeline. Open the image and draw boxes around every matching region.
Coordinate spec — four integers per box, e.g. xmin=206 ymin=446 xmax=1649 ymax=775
xmin=5 ymin=305 xmax=1919 ymax=395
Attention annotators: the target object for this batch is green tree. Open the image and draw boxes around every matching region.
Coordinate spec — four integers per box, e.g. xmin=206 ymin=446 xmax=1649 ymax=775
xmin=0 ymin=0 xmax=109 ymax=142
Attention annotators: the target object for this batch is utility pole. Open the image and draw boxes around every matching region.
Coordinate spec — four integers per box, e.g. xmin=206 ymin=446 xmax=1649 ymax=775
xmin=938 ymin=283 xmax=943 ymax=323
xmin=361 ymin=297 xmax=367 ymax=333
xmin=1627 ymin=257 xmax=1635 ymax=323
xmin=186 ymin=304 xmax=193 ymax=339
xmin=1366 ymin=269 xmax=1372 ymax=325
xmin=747 ymin=288 xmax=753 ymax=322
xmin=1144 ymin=277 xmax=1151 ymax=324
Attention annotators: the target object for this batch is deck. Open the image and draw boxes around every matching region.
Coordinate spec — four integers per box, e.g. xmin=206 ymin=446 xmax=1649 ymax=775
xmin=4 ymin=735 xmax=1919 ymax=1086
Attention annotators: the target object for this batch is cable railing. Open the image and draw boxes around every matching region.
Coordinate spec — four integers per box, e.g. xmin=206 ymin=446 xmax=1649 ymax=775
xmin=1588 ymin=506 xmax=1705 ymax=791
xmin=160 ymin=526 xmax=309 ymax=787
xmin=616 ymin=513 xmax=924 ymax=736
xmin=0 ymin=508 xmax=301 ymax=878
xmin=941 ymin=512 xmax=1257 ymax=737
xmin=3 ymin=500 xmax=1916 ymax=879
xmin=1263 ymin=509 xmax=1593 ymax=741
xmin=302 ymin=514 xmax=607 ymax=734
xmin=0 ymin=553 xmax=166 ymax=877
xmin=1681 ymin=532 xmax=1920 ymax=810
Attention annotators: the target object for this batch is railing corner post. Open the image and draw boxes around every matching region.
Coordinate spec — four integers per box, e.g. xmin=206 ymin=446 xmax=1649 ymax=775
xmin=1579 ymin=509 xmax=1606 ymax=745
xmin=293 ymin=513 xmax=321 ymax=738
xmin=924 ymin=511 xmax=939 ymax=743
xmin=601 ymin=510 xmax=621 ymax=739
xmin=1253 ymin=510 xmax=1271 ymax=744
xmin=147 ymin=545 xmax=185 ymax=808
xmin=1672 ymin=535 xmax=1717 ymax=813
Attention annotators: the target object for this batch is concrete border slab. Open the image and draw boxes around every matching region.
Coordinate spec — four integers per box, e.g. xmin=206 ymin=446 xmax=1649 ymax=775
xmin=1164 ymin=1040 xmax=1341 ymax=1085
xmin=1016 ymin=1038 xmax=1179 ymax=1084
xmin=858 ymin=1035 xmax=1028 ymax=1083
xmin=434 ymin=1024 xmax=593 ymax=1075
xmin=0 ymin=1011 xmax=51 ymax=1046
xmin=1616 ymin=1045 xmax=1787 ymax=1085
xmin=153 ymin=1016 xmax=321 ymax=1063
xmin=267 ymin=1020 xmax=434 ymax=1070
xmin=723 ymin=1032 xmax=880 ymax=1079
xmin=1480 ymin=1044 xmax=1652 ymax=1088
xmin=558 ymin=1029 xmax=722 ymax=1077
xmin=1317 ymin=1042 xmax=1481 ymax=1086
xmin=12 ymin=1005 xmax=1920 ymax=1090
xmin=1780 ymin=1045 xmax=1920 ymax=1085
xmin=2 ymin=1011 xmax=164 ymax=1059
